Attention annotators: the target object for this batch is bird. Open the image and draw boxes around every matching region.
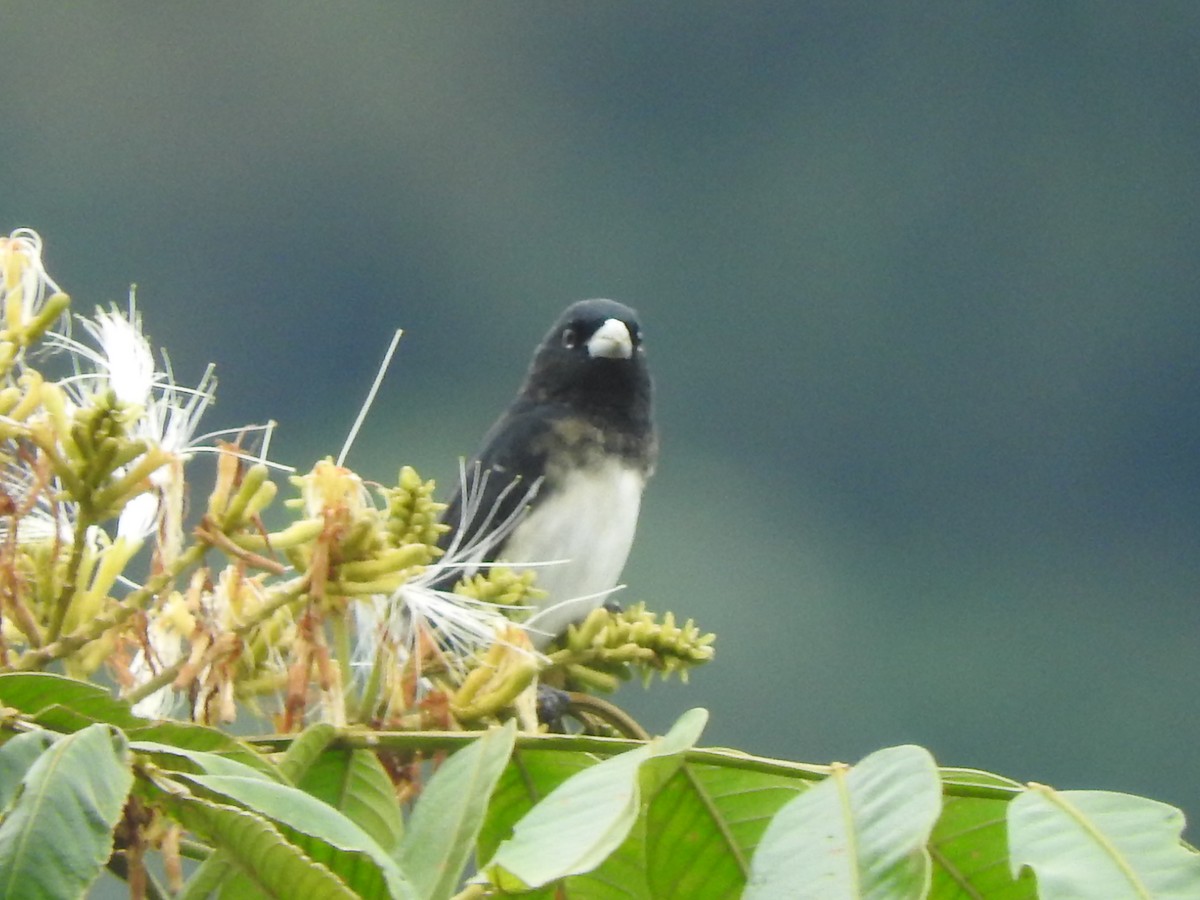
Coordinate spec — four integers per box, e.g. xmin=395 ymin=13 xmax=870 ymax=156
xmin=438 ymin=298 xmax=657 ymax=648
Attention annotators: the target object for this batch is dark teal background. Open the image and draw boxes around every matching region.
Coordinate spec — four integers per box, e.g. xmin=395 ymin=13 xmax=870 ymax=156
xmin=5 ymin=4 xmax=1198 ymax=836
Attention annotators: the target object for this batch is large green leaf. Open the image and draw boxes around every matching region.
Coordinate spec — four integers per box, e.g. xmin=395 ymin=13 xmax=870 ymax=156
xmin=398 ymin=720 xmax=516 ymax=900
xmin=0 ymin=730 xmax=56 ymax=810
xmin=555 ymin=754 xmax=807 ymax=899
xmin=1008 ymin=786 xmax=1200 ymax=898
xmin=745 ymin=744 xmax=942 ymax=900
xmin=478 ymin=728 xmax=807 ymax=898
xmin=0 ymin=723 xmax=133 ymax=900
xmin=641 ymin=762 xmax=806 ymax=899
xmin=166 ymin=792 xmax=360 ymax=900
xmin=175 ymin=732 xmax=405 ymax=900
xmin=129 ymin=719 xmax=280 ymax=779
xmin=298 ymin=747 xmax=405 ymax=855
xmin=481 ymin=708 xmax=707 ymax=892
xmin=0 ymin=672 xmax=143 ymax=730
xmin=929 ymin=767 xmax=1034 ymax=899
xmin=180 ymin=772 xmax=413 ymax=899
xmin=485 ymin=740 xmax=650 ymax=891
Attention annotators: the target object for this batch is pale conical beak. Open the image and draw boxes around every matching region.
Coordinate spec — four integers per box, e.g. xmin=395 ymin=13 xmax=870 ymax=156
xmin=587 ymin=318 xmax=633 ymax=359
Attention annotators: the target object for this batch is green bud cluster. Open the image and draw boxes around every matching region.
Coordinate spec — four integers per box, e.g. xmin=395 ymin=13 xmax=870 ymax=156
xmin=452 ymin=566 xmax=542 ymax=609
xmin=450 ymin=626 xmax=539 ymax=724
xmin=550 ymin=602 xmax=716 ymax=690
xmin=379 ymin=465 xmax=448 ymax=551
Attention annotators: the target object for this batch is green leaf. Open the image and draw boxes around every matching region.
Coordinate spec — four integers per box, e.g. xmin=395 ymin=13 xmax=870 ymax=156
xmin=480 ymin=712 xmax=804 ymax=898
xmin=132 ymin=739 xmax=282 ymax=781
xmin=398 ymin=720 xmax=516 ymax=900
xmin=745 ymin=744 xmax=942 ymax=900
xmin=478 ymin=748 xmax=625 ymax=900
xmin=0 ymin=731 xmax=56 ymax=810
xmin=180 ymin=773 xmax=413 ymax=899
xmin=129 ymin=719 xmax=280 ymax=779
xmin=478 ymin=747 xmax=598 ymax=865
xmin=929 ymin=768 xmax=1034 ymax=899
xmin=561 ymin=813 xmax=653 ymax=900
xmin=0 ymin=672 xmax=142 ymax=730
xmin=552 ymin=750 xmax=800 ymax=900
xmin=278 ymin=721 xmax=338 ymax=784
xmin=487 ymin=745 xmax=645 ymax=891
xmin=298 ymin=747 xmax=405 ymax=856
xmin=166 ymin=792 xmax=360 ymax=900
xmin=482 ymin=708 xmax=707 ymax=891
xmin=639 ymin=762 xmax=806 ymax=899
xmin=174 ymin=734 xmax=403 ymax=900
xmin=0 ymin=723 xmax=133 ymax=900
xmin=1008 ymin=786 xmax=1200 ymax=899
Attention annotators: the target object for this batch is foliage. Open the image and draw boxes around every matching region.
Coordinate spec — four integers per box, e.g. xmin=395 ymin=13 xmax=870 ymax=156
xmin=0 ymin=231 xmax=1194 ymax=898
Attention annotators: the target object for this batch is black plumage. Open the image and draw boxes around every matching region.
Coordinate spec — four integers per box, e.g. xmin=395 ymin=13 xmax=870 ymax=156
xmin=439 ymin=298 xmax=656 ymax=646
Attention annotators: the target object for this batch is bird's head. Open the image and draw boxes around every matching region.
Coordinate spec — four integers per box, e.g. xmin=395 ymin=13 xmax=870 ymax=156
xmin=521 ymin=299 xmax=651 ymax=413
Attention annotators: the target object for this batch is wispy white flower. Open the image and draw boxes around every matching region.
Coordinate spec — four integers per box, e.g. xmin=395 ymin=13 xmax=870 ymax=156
xmin=354 ymin=570 xmax=519 ymax=681
xmin=126 ymin=353 xmax=218 ymax=553
xmin=0 ymin=228 xmax=66 ymax=332
xmin=147 ymin=353 xmax=217 ymax=458
xmin=352 ymin=463 xmax=544 ymax=688
xmin=438 ymin=462 xmax=545 ymax=576
xmin=49 ymin=295 xmax=215 ymax=447
xmin=417 ymin=462 xmax=622 ymax=650
xmin=74 ymin=302 xmax=157 ymax=406
xmin=47 ymin=296 xmax=219 ymax=548
xmin=116 ymin=492 xmax=161 ymax=542
xmin=47 ymin=299 xmax=291 ymax=555
xmin=338 ymin=331 xmax=545 ymax=690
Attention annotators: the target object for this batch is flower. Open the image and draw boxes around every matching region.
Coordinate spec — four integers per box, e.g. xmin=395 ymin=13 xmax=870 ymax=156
xmin=46 ymin=298 xmax=218 ymax=548
xmin=0 ymin=229 xmax=66 ymax=338
xmin=297 ymin=458 xmax=372 ymax=522
xmin=351 ymin=463 xmax=545 ymax=708
xmin=355 ymin=567 xmax=523 ymax=678
xmin=74 ymin=302 xmax=157 ymax=407
xmin=49 ymin=296 xmax=215 ymax=448
xmin=128 ymin=591 xmax=196 ymax=719
xmin=437 ymin=461 xmax=544 ymax=575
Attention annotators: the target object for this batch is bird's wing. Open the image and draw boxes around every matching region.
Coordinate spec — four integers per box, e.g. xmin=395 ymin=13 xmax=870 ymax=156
xmin=436 ymin=403 xmax=558 ymax=571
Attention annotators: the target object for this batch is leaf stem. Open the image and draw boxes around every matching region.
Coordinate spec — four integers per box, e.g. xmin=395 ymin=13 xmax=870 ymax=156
xmin=44 ymin=513 xmax=91 ymax=643
xmin=242 ymin=729 xmax=1024 ymax=801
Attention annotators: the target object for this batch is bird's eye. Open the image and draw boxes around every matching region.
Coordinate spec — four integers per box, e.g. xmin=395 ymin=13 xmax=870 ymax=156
xmin=561 ymin=327 xmax=578 ymax=349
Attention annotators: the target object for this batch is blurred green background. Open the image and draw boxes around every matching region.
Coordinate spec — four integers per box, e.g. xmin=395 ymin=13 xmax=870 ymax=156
xmin=5 ymin=3 xmax=1198 ymax=832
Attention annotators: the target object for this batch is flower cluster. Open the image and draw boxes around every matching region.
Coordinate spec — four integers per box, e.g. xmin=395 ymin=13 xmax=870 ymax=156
xmin=0 ymin=229 xmax=715 ymax=736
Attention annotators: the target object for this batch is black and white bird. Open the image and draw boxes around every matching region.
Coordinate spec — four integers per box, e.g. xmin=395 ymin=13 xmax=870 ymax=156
xmin=439 ymin=298 xmax=657 ymax=648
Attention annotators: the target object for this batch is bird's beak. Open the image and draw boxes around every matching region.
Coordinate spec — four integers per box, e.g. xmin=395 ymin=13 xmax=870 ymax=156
xmin=587 ymin=318 xmax=633 ymax=359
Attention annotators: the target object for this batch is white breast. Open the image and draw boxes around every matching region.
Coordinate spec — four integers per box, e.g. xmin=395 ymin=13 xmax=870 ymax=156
xmin=500 ymin=459 xmax=644 ymax=646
